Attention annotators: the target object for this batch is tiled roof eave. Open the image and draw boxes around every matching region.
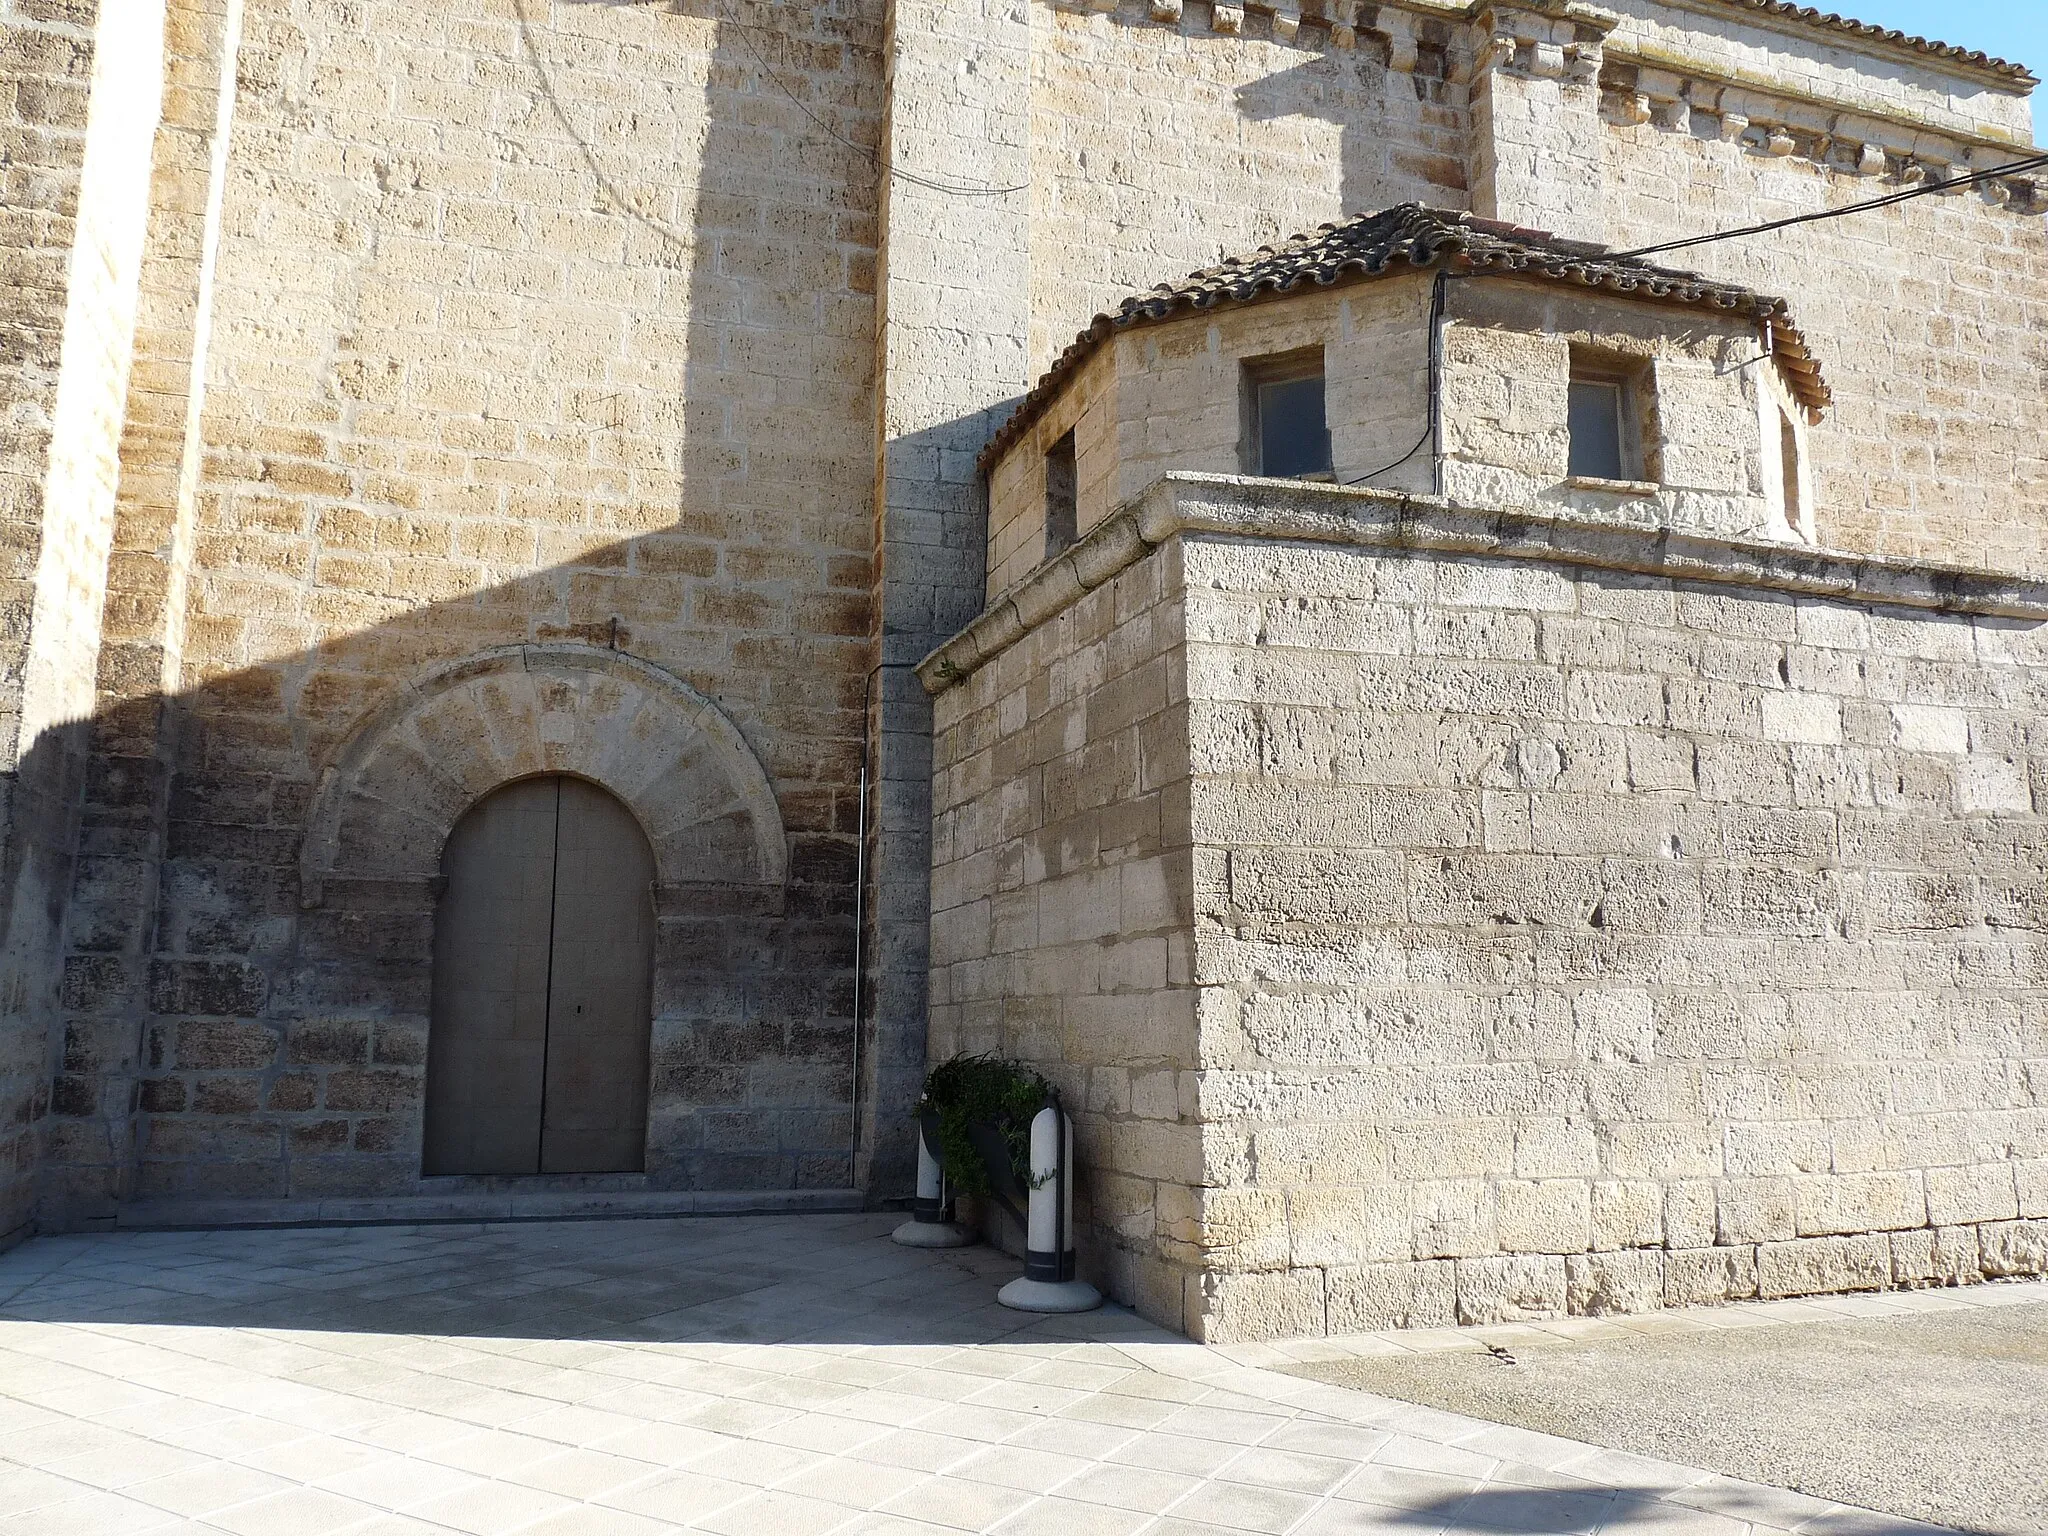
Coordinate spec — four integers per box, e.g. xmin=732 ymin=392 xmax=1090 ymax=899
xmin=1698 ymin=0 xmax=2038 ymax=88
xmin=979 ymin=209 xmax=1832 ymax=474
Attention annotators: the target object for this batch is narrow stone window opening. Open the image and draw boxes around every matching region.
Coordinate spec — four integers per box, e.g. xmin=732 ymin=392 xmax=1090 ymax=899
xmin=1567 ymin=350 xmax=1656 ymax=486
xmin=1779 ymin=409 xmax=1803 ymax=527
xmin=1568 ymin=378 xmax=1627 ymax=480
xmin=1244 ymin=348 xmax=1331 ymax=479
xmin=1044 ymin=428 xmax=1077 ymax=559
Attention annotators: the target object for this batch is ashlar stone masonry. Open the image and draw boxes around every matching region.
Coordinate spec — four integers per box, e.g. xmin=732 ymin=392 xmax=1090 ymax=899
xmin=0 ymin=0 xmax=2042 ymax=1343
xmin=927 ymin=473 xmax=2048 ymax=1341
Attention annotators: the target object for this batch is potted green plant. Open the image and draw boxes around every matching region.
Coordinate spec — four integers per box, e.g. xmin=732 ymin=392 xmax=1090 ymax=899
xmin=913 ymin=1054 xmax=1054 ymax=1225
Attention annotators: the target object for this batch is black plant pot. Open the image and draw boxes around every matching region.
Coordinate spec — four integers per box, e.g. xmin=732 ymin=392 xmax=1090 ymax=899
xmin=965 ymin=1117 xmax=1027 ymax=1224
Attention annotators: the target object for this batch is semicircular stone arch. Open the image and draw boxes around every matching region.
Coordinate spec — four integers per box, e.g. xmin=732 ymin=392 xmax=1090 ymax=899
xmin=302 ymin=643 xmax=787 ymax=908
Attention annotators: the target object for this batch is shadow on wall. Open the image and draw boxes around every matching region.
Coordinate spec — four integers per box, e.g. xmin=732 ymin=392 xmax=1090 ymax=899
xmin=40 ymin=545 xmax=864 ymax=1217
xmin=27 ymin=0 xmax=890 ymax=1227
xmin=1231 ymin=34 xmax=1467 ymax=216
xmin=0 ymin=717 xmax=93 ymax=1249
xmin=1041 ymin=4 xmax=1471 ymax=230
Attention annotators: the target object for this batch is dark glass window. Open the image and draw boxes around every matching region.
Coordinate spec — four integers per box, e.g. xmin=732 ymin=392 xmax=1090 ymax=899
xmin=1567 ymin=378 xmax=1627 ymax=481
xmin=1044 ymin=429 xmax=1077 ymax=558
xmin=1255 ymin=373 xmax=1331 ymax=478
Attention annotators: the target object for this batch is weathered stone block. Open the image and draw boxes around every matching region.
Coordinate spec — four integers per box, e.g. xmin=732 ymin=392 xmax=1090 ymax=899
xmin=1590 ymin=1180 xmax=1662 ymax=1250
xmin=1566 ymin=1250 xmax=1664 ymax=1316
xmin=265 ymin=1074 xmax=317 ymax=1112
xmin=1327 ymin=1260 xmax=1458 ymax=1333
xmin=1455 ymin=1254 xmax=1566 ymax=1324
xmin=1493 ymin=1178 xmax=1591 ymax=1253
xmin=1792 ymin=1171 xmax=1926 ymax=1236
xmin=1513 ymin=1118 xmax=1600 ymax=1180
xmin=286 ymin=1021 xmax=370 ymax=1067
xmin=1288 ymin=1185 xmax=1407 ymax=1267
xmin=1890 ymin=1225 xmax=1983 ymax=1288
xmin=1663 ymin=1182 xmax=1718 ymax=1250
xmin=1978 ymin=1220 xmax=2048 ymax=1278
xmin=2019 ymin=1160 xmax=2048 ymax=1220
xmin=372 ymin=1023 xmax=427 ymax=1067
xmin=137 ymin=1078 xmax=185 ymax=1113
xmin=1924 ymin=1163 xmax=2019 ymax=1226
xmin=1191 ymin=1267 xmax=1325 ymax=1343
xmin=323 ymin=1070 xmax=418 ymax=1113
xmin=1664 ymin=1245 xmax=1759 ymax=1306
xmin=1716 ymin=1178 xmax=1795 ymax=1244
xmin=174 ymin=1020 xmax=279 ymax=1071
xmin=1756 ymin=1234 xmax=1890 ymax=1298
xmin=149 ymin=959 xmax=269 ymax=1017
xmin=192 ymin=1077 xmax=261 ymax=1115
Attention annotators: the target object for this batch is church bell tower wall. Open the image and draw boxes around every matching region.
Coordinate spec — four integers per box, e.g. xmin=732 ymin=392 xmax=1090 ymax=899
xmin=39 ymin=0 xmax=886 ymax=1218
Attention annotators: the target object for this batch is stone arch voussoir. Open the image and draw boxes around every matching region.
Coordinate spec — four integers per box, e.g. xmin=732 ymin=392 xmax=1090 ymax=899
xmin=301 ymin=644 xmax=788 ymax=907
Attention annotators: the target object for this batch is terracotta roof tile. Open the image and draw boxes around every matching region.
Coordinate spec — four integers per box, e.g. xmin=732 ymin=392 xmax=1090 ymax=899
xmin=1701 ymin=2 xmax=2037 ymax=86
xmin=981 ymin=204 xmax=1832 ymax=473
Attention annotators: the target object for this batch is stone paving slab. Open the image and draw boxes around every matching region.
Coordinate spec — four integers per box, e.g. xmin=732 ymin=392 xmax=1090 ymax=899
xmin=0 ymin=1213 xmax=1960 ymax=1534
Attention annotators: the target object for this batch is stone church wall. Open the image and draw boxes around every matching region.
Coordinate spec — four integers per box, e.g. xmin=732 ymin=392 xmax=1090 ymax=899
xmin=2 ymin=0 xmax=2042 ymax=1239
xmin=926 ymin=475 xmax=2048 ymax=1341
xmin=1598 ymin=106 xmax=2048 ymax=581
xmin=42 ymin=0 xmax=884 ymax=1216
xmin=1026 ymin=2 xmax=1471 ymax=373
xmin=927 ymin=532 xmax=1202 ymax=1328
xmin=0 ymin=0 xmax=165 ymax=1245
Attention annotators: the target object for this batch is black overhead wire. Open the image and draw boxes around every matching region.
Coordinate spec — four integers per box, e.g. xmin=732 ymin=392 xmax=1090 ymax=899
xmin=1342 ymin=149 xmax=2048 ymax=488
xmin=1608 ymin=149 xmax=2048 ymax=261
xmin=1342 ymin=270 xmax=1449 ymax=488
xmin=713 ymin=0 xmax=1028 ymax=199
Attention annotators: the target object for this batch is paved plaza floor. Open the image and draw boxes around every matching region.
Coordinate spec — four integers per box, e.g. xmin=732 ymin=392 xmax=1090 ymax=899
xmin=0 ymin=1210 xmax=1975 ymax=1535
xmin=1272 ymin=1283 xmax=2048 ymax=1535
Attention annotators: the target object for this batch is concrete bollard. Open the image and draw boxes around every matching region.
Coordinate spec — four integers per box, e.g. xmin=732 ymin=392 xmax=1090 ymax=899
xmin=996 ymin=1101 xmax=1101 ymax=1312
xmin=892 ymin=1117 xmax=973 ymax=1248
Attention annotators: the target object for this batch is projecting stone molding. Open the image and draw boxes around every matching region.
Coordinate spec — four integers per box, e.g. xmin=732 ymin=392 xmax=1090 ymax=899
xmin=301 ymin=644 xmax=789 ymax=911
xmin=1597 ymin=62 xmax=2048 ymax=213
xmin=1048 ymin=0 xmax=1424 ymax=53
xmin=1041 ymin=0 xmax=2042 ymax=218
xmin=922 ymin=474 xmax=2048 ymax=692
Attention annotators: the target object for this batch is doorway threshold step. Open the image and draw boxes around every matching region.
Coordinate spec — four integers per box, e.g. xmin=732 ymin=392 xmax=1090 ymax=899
xmin=110 ymin=1187 xmax=865 ymax=1231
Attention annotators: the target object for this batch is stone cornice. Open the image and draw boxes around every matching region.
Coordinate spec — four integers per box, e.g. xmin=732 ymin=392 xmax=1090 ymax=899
xmin=918 ymin=473 xmax=2048 ymax=693
xmin=1670 ymin=0 xmax=2036 ymax=91
xmin=1601 ymin=47 xmax=2040 ymax=161
xmin=1051 ymin=0 xmax=2035 ymax=91
xmin=1047 ymin=1 xmax=2036 ymax=157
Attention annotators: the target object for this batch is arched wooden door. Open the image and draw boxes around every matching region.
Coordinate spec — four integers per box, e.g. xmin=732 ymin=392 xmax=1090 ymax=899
xmin=423 ymin=776 xmax=656 ymax=1176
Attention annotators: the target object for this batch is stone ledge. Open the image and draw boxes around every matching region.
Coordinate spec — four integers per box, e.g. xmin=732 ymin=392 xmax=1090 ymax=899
xmin=919 ymin=472 xmax=2048 ymax=693
xmin=1168 ymin=1217 xmax=2048 ymax=1341
xmin=106 ymin=1187 xmax=865 ymax=1232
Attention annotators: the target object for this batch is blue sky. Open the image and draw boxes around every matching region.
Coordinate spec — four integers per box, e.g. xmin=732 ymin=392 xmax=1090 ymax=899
xmin=1828 ymin=1 xmax=2048 ymax=77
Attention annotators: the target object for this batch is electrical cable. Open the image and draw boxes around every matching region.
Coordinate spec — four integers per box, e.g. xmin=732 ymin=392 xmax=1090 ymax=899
xmin=1340 ymin=149 xmax=2048 ymax=486
xmin=1342 ymin=271 xmax=1449 ymax=488
xmin=712 ymin=0 xmax=1029 ymax=199
xmin=1607 ymin=150 xmax=2048 ymax=262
